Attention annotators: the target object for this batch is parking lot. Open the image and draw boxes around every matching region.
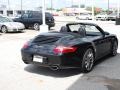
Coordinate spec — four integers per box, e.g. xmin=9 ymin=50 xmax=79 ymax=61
xmin=0 ymin=20 xmax=120 ymax=90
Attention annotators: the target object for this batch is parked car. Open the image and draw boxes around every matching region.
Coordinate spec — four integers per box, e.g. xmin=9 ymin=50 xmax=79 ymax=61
xmin=21 ymin=22 xmax=118 ymax=73
xmin=76 ymin=13 xmax=92 ymax=20
xmin=107 ymin=13 xmax=118 ymax=21
xmin=0 ymin=15 xmax=25 ymax=33
xmin=13 ymin=11 xmax=55 ymax=30
xmin=95 ymin=13 xmax=108 ymax=21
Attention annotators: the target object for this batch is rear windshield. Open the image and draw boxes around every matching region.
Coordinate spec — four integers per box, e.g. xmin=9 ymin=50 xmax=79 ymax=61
xmin=46 ymin=13 xmax=53 ymax=17
xmin=33 ymin=35 xmax=60 ymax=45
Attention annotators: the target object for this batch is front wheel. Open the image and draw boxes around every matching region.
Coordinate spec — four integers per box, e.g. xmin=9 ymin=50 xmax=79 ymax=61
xmin=111 ymin=41 xmax=118 ymax=56
xmin=1 ymin=26 xmax=8 ymax=33
xmin=48 ymin=26 xmax=51 ymax=30
xmin=81 ymin=48 xmax=94 ymax=73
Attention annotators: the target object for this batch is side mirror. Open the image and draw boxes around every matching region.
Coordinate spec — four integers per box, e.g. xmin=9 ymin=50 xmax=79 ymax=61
xmin=104 ymin=31 xmax=110 ymax=35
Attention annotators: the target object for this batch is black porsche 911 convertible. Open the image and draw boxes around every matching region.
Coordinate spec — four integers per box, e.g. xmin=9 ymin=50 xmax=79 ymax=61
xmin=21 ymin=22 xmax=118 ymax=73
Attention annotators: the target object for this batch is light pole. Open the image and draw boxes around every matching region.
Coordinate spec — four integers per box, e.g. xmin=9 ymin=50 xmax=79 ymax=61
xmin=71 ymin=0 xmax=73 ymax=7
xmin=39 ymin=0 xmax=48 ymax=33
xmin=79 ymin=0 xmax=81 ymax=8
xmin=7 ymin=0 xmax=10 ymax=16
xmin=42 ymin=0 xmax=45 ymax=25
xmin=117 ymin=0 xmax=120 ymax=17
xmin=21 ymin=0 xmax=23 ymax=11
xmin=108 ymin=0 xmax=109 ymax=15
xmin=8 ymin=0 xmax=10 ymax=10
xmin=92 ymin=0 xmax=94 ymax=20
xmin=51 ymin=0 xmax=53 ymax=14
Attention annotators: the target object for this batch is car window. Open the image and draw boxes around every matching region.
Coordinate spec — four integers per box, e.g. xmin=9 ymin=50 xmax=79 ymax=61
xmin=45 ymin=13 xmax=53 ymax=18
xmin=69 ymin=24 xmax=81 ymax=32
xmin=33 ymin=13 xmax=42 ymax=18
xmin=22 ymin=14 xmax=29 ymax=18
xmin=68 ymin=24 xmax=102 ymax=36
xmin=28 ymin=13 xmax=33 ymax=18
xmin=85 ymin=25 xmax=102 ymax=36
xmin=99 ymin=12 xmax=107 ymax=15
xmin=109 ymin=13 xmax=117 ymax=16
xmin=0 ymin=16 xmax=13 ymax=22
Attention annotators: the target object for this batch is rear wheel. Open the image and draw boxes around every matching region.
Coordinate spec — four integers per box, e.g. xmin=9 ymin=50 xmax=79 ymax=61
xmin=48 ymin=26 xmax=51 ymax=30
xmin=25 ymin=26 xmax=29 ymax=29
xmin=111 ymin=41 xmax=118 ymax=56
xmin=81 ymin=48 xmax=94 ymax=73
xmin=23 ymin=60 xmax=30 ymax=64
xmin=1 ymin=26 xmax=8 ymax=33
xmin=33 ymin=23 xmax=40 ymax=30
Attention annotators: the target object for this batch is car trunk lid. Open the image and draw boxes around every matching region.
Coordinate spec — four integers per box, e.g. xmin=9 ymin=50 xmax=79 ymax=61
xmin=30 ymin=32 xmax=79 ymax=55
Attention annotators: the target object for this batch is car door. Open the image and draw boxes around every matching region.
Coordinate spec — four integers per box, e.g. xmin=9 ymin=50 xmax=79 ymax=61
xmin=21 ymin=13 xmax=29 ymax=26
xmin=85 ymin=25 xmax=111 ymax=58
xmin=28 ymin=13 xmax=42 ymax=25
xmin=94 ymin=35 xmax=111 ymax=58
xmin=100 ymin=34 xmax=111 ymax=54
xmin=27 ymin=13 xmax=34 ymax=26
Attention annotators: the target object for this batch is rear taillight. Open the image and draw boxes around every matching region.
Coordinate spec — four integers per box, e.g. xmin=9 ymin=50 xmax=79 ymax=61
xmin=22 ymin=42 xmax=29 ymax=49
xmin=53 ymin=46 xmax=77 ymax=54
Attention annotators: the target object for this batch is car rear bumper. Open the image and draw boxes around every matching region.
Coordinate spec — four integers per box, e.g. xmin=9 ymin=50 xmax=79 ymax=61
xmin=47 ymin=22 xmax=55 ymax=27
xmin=21 ymin=49 xmax=81 ymax=69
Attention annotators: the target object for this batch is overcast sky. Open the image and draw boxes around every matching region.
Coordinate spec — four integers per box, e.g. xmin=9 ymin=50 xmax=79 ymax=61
xmin=0 ymin=0 xmax=119 ymax=10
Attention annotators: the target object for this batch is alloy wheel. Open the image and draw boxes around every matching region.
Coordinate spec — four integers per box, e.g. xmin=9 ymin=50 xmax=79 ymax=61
xmin=1 ymin=26 xmax=7 ymax=33
xmin=33 ymin=23 xmax=39 ymax=30
xmin=82 ymin=48 xmax=94 ymax=72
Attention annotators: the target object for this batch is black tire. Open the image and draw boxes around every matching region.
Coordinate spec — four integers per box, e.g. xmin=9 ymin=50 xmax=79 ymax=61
xmin=81 ymin=48 xmax=94 ymax=73
xmin=48 ymin=26 xmax=51 ymax=30
xmin=111 ymin=41 xmax=118 ymax=56
xmin=33 ymin=23 xmax=40 ymax=30
xmin=23 ymin=60 xmax=29 ymax=64
xmin=25 ymin=26 xmax=29 ymax=29
xmin=1 ymin=26 xmax=8 ymax=33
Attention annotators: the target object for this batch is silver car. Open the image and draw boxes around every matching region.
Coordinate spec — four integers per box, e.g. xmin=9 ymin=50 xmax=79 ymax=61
xmin=0 ymin=15 xmax=25 ymax=33
xmin=95 ymin=13 xmax=108 ymax=21
xmin=76 ymin=13 xmax=92 ymax=20
xmin=108 ymin=13 xmax=118 ymax=21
